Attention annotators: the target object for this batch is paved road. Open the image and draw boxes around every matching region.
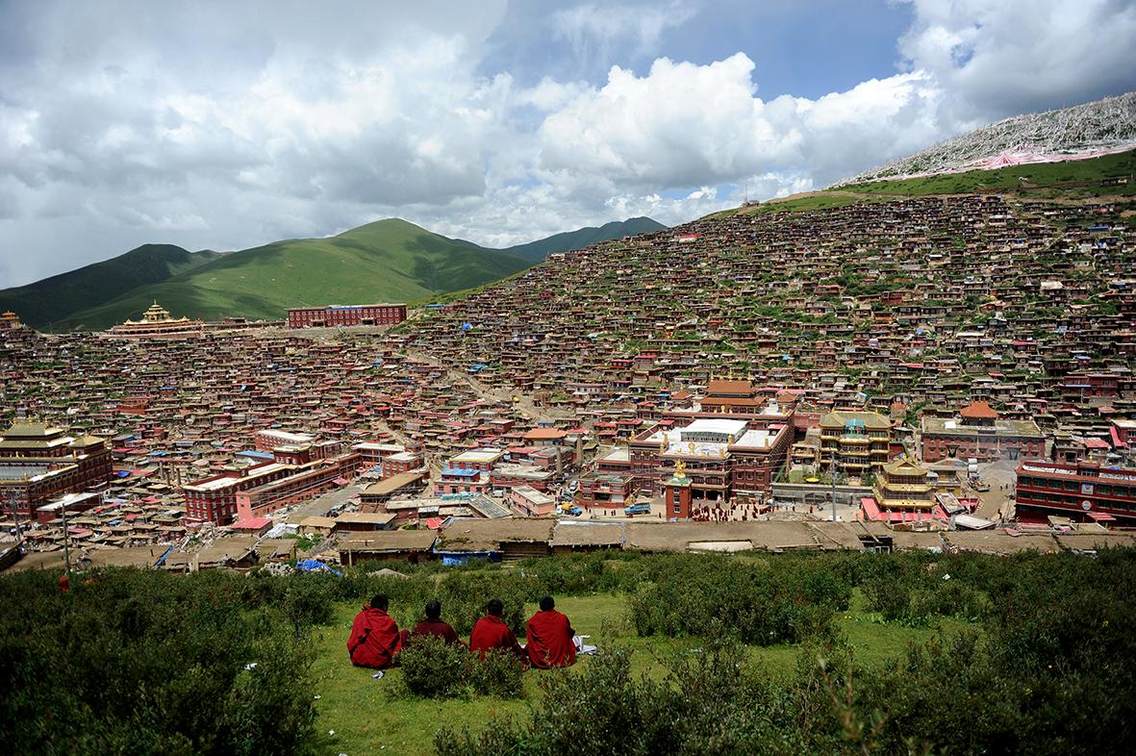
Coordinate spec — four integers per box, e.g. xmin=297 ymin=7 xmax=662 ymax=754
xmin=973 ymin=460 xmax=1018 ymax=521
xmin=283 ymin=483 xmax=365 ymax=524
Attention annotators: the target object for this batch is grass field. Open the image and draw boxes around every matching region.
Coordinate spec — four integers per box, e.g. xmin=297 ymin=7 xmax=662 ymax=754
xmin=309 ymin=591 xmax=969 ymax=755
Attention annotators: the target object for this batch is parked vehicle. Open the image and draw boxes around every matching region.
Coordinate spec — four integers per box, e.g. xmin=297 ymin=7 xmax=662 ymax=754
xmin=624 ymin=503 xmax=651 ymax=516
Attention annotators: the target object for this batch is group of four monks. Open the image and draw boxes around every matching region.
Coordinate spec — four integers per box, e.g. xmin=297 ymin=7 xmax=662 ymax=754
xmin=347 ymin=593 xmax=576 ymax=670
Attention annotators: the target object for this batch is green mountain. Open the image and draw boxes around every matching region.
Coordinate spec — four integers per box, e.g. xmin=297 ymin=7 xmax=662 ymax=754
xmin=504 ymin=216 xmax=667 ymax=263
xmin=0 ymin=244 xmax=219 ymax=330
xmin=53 ymin=219 xmax=529 ymax=331
xmin=5 ymin=216 xmax=666 ymax=331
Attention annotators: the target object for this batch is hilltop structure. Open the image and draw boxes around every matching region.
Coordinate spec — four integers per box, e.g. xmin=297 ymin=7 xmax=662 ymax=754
xmin=106 ymin=301 xmax=203 ymax=339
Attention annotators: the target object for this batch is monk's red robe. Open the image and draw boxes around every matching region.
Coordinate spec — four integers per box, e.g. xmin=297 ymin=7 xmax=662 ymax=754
xmin=469 ymin=615 xmax=523 ymax=659
xmin=409 ymin=618 xmax=462 ymax=646
xmin=526 ymin=609 xmax=576 ymax=668
xmin=347 ymin=607 xmax=402 ymax=669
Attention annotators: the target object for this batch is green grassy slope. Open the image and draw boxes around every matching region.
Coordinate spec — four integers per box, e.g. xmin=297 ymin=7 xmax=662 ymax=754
xmin=704 ymin=148 xmax=1136 ymax=222
xmin=503 ymin=217 xmax=667 ymax=263
xmin=56 ymin=219 xmax=531 ymax=330
xmin=842 ymin=147 xmax=1136 ymax=196
xmin=0 ymin=244 xmax=218 ymax=329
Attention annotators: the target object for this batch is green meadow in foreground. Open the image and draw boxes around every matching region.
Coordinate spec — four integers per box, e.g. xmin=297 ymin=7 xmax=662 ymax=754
xmin=309 ymin=591 xmax=963 ymax=755
xmin=2 ymin=549 xmax=1134 ymax=754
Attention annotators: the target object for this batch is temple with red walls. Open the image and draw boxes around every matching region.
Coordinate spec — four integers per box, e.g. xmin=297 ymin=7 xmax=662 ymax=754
xmin=287 ymin=303 xmax=407 ymax=328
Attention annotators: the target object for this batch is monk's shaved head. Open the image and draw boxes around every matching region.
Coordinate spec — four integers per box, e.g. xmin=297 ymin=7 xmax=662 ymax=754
xmin=539 ymin=596 xmax=555 ymax=611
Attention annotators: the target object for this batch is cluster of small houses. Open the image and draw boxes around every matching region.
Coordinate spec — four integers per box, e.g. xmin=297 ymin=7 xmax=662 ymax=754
xmin=408 ymin=195 xmax=1135 ymax=448
xmin=2 ymin=190 xmax=1136 ymax=572
xmin=6 ymin=515 xmax=1135 ymax=576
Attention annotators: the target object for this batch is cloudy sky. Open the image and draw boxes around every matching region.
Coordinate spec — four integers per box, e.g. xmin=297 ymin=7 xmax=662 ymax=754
xmin=1 ymin=0 xmax=1135 ymax=286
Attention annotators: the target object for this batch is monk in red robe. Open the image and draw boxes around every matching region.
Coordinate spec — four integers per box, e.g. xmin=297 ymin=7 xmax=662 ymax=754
xmin=347 ymin=594 xmax=403 ymax=669
xmin=469 ymin=598 xmax=524 ymax=660
xmin=526 ymin=595 xmax=576 ymax=668
xmin=408 ymin=600 xmax=463 ymax=647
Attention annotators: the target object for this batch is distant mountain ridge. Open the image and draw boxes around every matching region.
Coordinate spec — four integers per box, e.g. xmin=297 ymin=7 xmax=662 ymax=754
xmin=1 ymin=216 xmax=665 ymax=331
xmin=0 ymin=245 xmax=220 ymax=329
xmin=505 ymin=217 xmax=666 ymax=263
xmin=843 ymin=91 xmax=1136 ymax=185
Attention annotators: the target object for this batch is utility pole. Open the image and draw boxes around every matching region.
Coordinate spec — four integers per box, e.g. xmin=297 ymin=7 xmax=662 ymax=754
xmin=60 ymin=497 xmax=72 ymax=580
xmin=830 ymin=456 xmax=838 ymax=522
xmin=5 ymin=487 xmax=25 ymax=551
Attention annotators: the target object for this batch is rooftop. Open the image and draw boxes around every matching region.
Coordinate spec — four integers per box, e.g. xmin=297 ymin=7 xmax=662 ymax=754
xmin=450 ymin=448 xmax=505 ymax=464
xmin=923 ymin=416 xmax=1043 ymax=437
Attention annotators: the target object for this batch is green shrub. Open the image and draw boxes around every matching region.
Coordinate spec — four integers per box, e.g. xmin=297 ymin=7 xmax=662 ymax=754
xmin=395 ymin=637 xmax=524 ymax=700
xmin=627 ymin=556 xmax=840 ymax=644
xmin=470 ymin=648 xmax=525 ymax=698
xmin=0 ymin=567 xmax=319 ymax=754
xmin=397 ymin=635 xmax=471 ymax=699
xmin=436 ymin=641 xmax=812 ymax=755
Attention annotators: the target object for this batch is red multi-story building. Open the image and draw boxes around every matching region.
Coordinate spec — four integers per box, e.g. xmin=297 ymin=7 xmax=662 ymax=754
xmin=922 ymin=401 xmax=1044 ymax=462
xmin=381 ymin=451 xmax=422 ymax=478
xmin=351 ymin=442 xmax=408 ymax=470
xmin=287 ymin=303 xmax=407 ymax=329
xmin=0 ymin=422 xmax=112 ymax=518
xmin=1015 ymin=461 xmax=1136 ymax=526
xmin=255 ymin=429 xmax=314 ymax=451
xmin=1059 ymin=372 xmax=1128 ymax=400
xmin=626 ymin=416 xmax=792 ymax=502
xmin=183 ymin=461 xmax=293 ymax=524
xmin=575 ymin=473 xmax=634 ymax=510
xmin=185 ymin=446 xmax=362 ymax=524
xmin=234 ymin=453 xmax=360 ymax=521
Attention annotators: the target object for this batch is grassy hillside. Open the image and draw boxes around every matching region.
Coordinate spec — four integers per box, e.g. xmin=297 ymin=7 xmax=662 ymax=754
xmin=0 ymin=244 xmax=218 ymax=329
xmin=503 ymin=216 xmax=666 ymax=263
xmin=705 ymin=148 xmax=1136 ymax=222
xmin=56 ymin=219 xmax=531 ymax=330
xmin=843 ymin=146 xmax=1136 ymax=197
xmin=12 ymin=216 xmax=667 ymax=331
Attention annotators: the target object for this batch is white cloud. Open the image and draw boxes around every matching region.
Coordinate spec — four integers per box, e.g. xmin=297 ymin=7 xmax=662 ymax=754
xmin=898 ymin=0 xmax=1136 ymax=118
xmin=0 ymin=0 xmax=1134 ymax=287
xmin=552 ymin=1 xmax=698 ymax=59
xmin=537 ymin=54 xmax=945 ymax=191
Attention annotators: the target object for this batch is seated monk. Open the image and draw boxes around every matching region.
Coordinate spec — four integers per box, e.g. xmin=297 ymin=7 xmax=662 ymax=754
xmin=408 ymin=600 xmax=462 ymax=646
xmin=526 ymin=595 xmax=576 ymax=669
xmin=469 ymin=598 xmax=524 ymax=660
xmin=347 ymin=594 xmax=403 ymax=669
